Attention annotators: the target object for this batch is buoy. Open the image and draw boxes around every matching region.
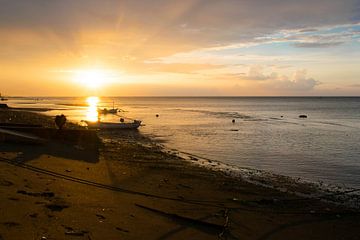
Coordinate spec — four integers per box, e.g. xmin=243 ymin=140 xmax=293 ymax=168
xmin=156 ymin=114 xmax=159 ymax=117
xmin=281 ymin=116 xmax=284 ymax=118
xmin=232 ymin=119 xmax=235 ymax=123
xmin=120 ymin=118 xmax=124 ymax=123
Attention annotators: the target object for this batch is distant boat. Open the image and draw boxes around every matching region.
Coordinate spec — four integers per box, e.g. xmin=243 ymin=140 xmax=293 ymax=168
xmin=84 ymin=120 xmax=141 ymax=130
xmin=98 ymin=101 xmax=118 ymax=114
xmin=98 ymin=108 xmax=118 ymax=114
xmin=0 ymin=93 xmax=8 ymax=101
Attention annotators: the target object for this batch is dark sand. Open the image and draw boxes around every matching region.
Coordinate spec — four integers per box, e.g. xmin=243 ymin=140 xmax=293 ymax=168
xmin=0 ymin=109 xmax=360 ymax=239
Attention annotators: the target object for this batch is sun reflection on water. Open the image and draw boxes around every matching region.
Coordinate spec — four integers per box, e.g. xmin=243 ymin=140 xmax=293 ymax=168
xmin=86 ymin=96 xmax=99 ymax=122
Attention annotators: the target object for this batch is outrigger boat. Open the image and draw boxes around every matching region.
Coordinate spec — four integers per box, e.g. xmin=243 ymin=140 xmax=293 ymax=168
xmin=0 ymin=93 xmax=8 ymax=101
xmin=97 ymin=101 xmax=118 ymax=114
xmin=97 ymin=108 xmax=118 ymax=114
xmin=84 ymin=119 xmax=141 ymax=130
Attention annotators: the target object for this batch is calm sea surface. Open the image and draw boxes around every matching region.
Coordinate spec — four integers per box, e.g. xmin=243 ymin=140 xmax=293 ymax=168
xmin=8 ymin=97 xmax=360 ymax=188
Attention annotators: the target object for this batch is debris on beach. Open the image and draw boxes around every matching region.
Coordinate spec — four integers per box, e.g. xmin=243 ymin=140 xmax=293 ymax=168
xmin=135 ymin=203 xmax=224 ymax=234
xmin=64 ymin=230 xmax=88 ymax=236
xmin=62 ymin=225 xmax=89 ymax=236
xmin=29 ymin=213 xmax=38 ymax=218
xmin=0 ymin=179 xmax=14 ymax=186
xmin=2 ymin=222 xmax=20 ymax=228
xmin=17 ymin=190 xmax=55 ymax=198
xmin=115 ymin=227 xmax=129 ymax=233
xmin=96 ymin=214 xmax=106 ymax=220
xmin=45 ymin=203 xmax=69 ymax=212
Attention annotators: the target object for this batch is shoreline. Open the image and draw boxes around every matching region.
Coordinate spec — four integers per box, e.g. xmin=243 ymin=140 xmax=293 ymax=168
xmin=135 ymin=132 xmax=360 ymax=210
xmin=1 ymin=109 xmax=360 ymax=239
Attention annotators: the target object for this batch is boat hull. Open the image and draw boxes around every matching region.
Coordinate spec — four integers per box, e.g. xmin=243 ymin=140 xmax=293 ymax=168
xmin=85 ymin=121 xmax=141 ymax=130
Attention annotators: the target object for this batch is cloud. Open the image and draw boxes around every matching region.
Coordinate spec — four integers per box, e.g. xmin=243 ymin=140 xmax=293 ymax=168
xmin=269 ymin=70 xmax=319 ymax=91
xmin=126 ymin=62 xmax=224 ymax=74
xmin=239 ymin=66 xmax=319 ymax=91
xmin=0 ymin=0 xmax=359 ymax=53
xmin=293 ymin=42 xmax=344 ymax=48
xmin=245 ymin=65 xmax=278 ymax=81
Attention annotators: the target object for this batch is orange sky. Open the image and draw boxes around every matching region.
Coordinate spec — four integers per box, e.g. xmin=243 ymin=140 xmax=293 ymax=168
xmin=0 ymin=0 xmax=359 ymax=96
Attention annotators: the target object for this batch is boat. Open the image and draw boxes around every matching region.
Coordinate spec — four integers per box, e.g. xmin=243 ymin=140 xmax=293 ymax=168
xmin=0 ymin=93 xmax=8 ymax=101
xmin=84 ymin=120 xmax=141 ymax=130
xmin=0 ymin=127 xmax=45 ymax=144
xmin=98 ymin=101 xmax=118 ymax=114
xmin=98 ymin=108 xmax=118 ymax=114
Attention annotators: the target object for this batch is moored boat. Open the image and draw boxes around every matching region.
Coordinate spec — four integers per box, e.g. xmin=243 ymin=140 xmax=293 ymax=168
xmin=0 ymin=93 xmax=8 ymax=101
xmin=98 ymin=101 xmax=118 ymax=114
xmin=97 ymin=108 xmax=118 ymax=114
xmin=84 ymin=120 xmax=141 ymax=130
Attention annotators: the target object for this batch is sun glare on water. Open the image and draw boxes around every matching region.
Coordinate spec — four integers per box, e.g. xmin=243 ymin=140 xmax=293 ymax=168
xmin=86 ymin=96 xmax=99 ymax=122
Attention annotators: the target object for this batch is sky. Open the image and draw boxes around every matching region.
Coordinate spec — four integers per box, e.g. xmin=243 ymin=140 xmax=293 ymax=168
xmin=0 ymin=0 xmax=359 ymax=96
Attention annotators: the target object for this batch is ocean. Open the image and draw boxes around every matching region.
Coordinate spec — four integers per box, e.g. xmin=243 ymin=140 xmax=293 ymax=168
xmin=7 ymin=97 xmax=360 ymax=189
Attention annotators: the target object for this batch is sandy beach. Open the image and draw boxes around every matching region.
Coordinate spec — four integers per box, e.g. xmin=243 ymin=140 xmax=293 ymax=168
xmin=1 ymin=109 xmax=360 ymax=240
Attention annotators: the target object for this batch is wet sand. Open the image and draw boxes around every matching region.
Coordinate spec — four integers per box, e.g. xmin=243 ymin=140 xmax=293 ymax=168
xmin=0 ymin=109 xmax=360 ymax=239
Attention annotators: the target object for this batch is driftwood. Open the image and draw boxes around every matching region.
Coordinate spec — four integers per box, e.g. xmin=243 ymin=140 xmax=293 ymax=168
xmin=135 ymin=203 xmax=224 ymax=233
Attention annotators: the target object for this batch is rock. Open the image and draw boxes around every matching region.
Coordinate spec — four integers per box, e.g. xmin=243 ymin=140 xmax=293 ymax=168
xmin=96 ymin=214 xmax=106 ymax=220
xmin=2 ymin=222 xmax=20 ymax=227
xmin=116 ymin=227 xmax=129 ymax=233
xmin=29 ymin=213 xmax=38 ymax=218
xmin=65 ymin=230 xmax=86 ymax=236
xmin=17 ymin=190 xmax=55 ymax=198
xmin=299 ymin=115 xmax=308 ymax=118
xmin=0 ymin=179 xmax=14 ymax=186
xmin=45 ymin=203 xmax=69 ymax=212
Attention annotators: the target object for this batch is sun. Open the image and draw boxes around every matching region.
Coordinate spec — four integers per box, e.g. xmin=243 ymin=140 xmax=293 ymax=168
xmin=73 ymin=69 xmax=110 ymax=89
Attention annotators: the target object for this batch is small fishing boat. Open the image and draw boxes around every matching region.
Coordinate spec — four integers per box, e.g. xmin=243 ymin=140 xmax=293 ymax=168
xmin=0 ymin=93 xmax=8 ymax=101
xmin=98 ymin=101 xmax=118 ymax=114
xmin=84 ymin=120 xmax=141 ymax=130
xmin=97 ymin=108 xmax=118 ymax=114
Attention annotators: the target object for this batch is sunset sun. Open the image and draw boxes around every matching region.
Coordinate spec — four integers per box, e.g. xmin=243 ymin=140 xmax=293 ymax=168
xmin=73 ymin=69 xmax=111 ymax=89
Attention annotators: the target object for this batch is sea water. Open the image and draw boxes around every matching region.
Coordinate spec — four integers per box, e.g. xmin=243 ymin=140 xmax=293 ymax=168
xmin=8 ymin=97 xmax=360 ymax=189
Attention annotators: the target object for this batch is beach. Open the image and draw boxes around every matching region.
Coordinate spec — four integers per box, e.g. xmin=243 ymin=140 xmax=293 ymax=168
xmin=1 ymin=109 xmax=360 ymax=240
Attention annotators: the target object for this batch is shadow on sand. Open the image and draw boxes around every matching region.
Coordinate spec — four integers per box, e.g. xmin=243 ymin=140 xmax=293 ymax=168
xmin=0 ymin=128 xmax=100 ymax=163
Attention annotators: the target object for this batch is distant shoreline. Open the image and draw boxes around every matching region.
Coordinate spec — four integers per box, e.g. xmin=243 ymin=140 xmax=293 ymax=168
xmin=4 ymin=96 xmax=360 ymax=98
